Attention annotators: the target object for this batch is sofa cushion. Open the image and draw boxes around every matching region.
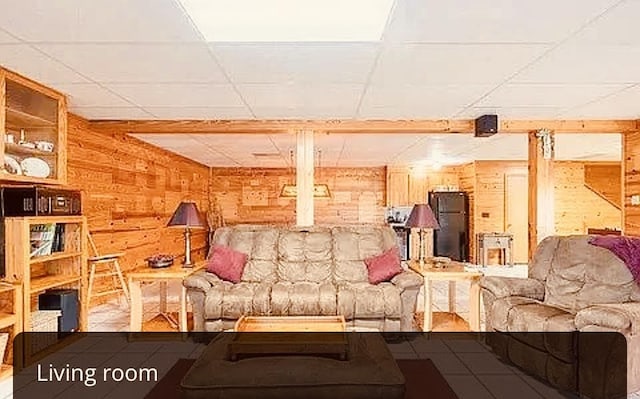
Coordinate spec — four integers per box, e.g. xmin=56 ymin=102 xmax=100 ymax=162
xmin=204 ymin=282 xmax=271 ymax=319
xmin=206 ymin=245 xmax=248 ymax=283
xmin=364 ymin=247 xmax=403 ymax=284
xmin=277 ymin=230 xmax=333 ymax=282
xmin=270 ymin=281 xmax=336 ymax=316
xmin=544 ymin=236 xmax=640 ymax=312
xmin=337 ymin=282 xmax=401 ymax=319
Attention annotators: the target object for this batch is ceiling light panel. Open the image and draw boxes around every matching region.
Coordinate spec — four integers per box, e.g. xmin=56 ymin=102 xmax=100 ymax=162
xmin=178 ymin=0 xmax=394 ymax=42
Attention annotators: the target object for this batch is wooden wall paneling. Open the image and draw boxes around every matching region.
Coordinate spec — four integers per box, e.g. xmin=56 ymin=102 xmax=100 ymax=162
xmin=554 ymin=162 xmax=622 ymax=235
xmin=504 ymin=173 xmax=529 ymax=263
xmin=210 ymin=167 xmax=386 ymax=226
xmin=583 ymin=163 xmax=622 ymax=209
xmin=66 ymin=114 xmax=210 ymax=305
xmin=624 ymin=131 xmax=640 ymax=236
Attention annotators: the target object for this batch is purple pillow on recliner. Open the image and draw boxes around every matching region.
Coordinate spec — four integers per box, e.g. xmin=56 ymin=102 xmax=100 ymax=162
xmin=589 ymin=235 xmax=640 ymax=284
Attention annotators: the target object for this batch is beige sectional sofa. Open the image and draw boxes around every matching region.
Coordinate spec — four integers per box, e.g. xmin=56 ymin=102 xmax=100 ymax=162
xmin=183 ymin=224 xmax=423 ymax=332
xmin=480 ymin=235 xmax=640 ymax=398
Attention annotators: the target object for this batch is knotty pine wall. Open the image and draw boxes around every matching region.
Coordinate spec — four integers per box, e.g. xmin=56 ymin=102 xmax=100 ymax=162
xmin=624 ymin=131 xmax=640 ymax=236
xmin=209 ymin=166 xmax=386 ymax=225
xmin=67 ymin=115 xmax=209 ymax=284
xmin=466 ymin=160 xmax=621 ymax=263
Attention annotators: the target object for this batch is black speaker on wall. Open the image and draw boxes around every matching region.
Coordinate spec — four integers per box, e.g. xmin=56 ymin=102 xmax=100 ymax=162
xmin=38 ymin=289 xmax=79 ymax=332
xmin=475 ymin=114 xmax=498 ymax=137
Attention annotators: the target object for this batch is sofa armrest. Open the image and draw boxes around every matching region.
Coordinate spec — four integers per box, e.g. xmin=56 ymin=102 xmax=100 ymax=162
xmin=480 ymin=276 xmax=545 ymax=300
xmin=575 ymin=302 xmax=640 ymax=335
xmin=391 ymin=270 xmax=423 ymax=290
xmin=183 ymin=270 xmax=223 ymax=293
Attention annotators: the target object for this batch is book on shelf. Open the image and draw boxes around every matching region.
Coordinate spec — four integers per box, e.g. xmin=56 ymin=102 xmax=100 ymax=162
xmin=52 ymin=224 xmax=65 ymax=253
xmin=30 ymin=224 xmax=56 ymax=257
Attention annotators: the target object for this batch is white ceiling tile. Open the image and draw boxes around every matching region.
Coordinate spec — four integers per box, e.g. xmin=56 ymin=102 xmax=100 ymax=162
xmin=213 ymin=43 xmax=378 ymax=83
xmin=0 ymin=0 xmax=201 ymax=42
xmin=560 ymin=84 xmax=640 ymax=118
xmin=372 ymin=44 xmax=550 ymax=85
xmin=571 ymin=0 xmax=640 ymax=45
xmin=251 ymin=106 xmax=356 ymax=119
xmin=142 ymin=107 xmax=253 ymax=119
xmin=0 ymin=29 xmax=21 ymax=43
xmin=36 ymin=44 xmax=227 ymax=83
xmin=555 ymin=133 xmax=621 ymax=160
xmin=107 ymin=83 xmax=244 ymax=107
xmin=239 ymin=83 xmax=363 ymax=108
xmin=0 ymin=44 xmax=89 ymax=84
xmin=358 ymin=106 xmax=461 ymax=119
xmin=513 ymin=44 xmax=640 ymax=84
xmin=385 ymin=0 xmax=618 ymax=43
xmin=54 ymin=83 xmax=133 ymax=107
xmin=456 ymin=106 xmax=566 ymax=119
xmin=475 ymin=84 xmax=630 ymax=108
xmin=70 ymin=106 xmax=154 ymax=119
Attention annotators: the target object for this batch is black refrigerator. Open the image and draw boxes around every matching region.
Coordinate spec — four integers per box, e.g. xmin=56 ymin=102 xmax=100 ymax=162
xmin=428 ymin=191 xmax=469 ymax=262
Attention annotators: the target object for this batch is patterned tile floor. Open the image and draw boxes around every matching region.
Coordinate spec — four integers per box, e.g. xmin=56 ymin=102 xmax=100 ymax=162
xmin=1 ymin=264 xmax=638 ymax=398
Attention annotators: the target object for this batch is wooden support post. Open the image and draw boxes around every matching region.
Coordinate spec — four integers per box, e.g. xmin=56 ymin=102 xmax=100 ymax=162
xmin=528 ymin=130 xmax=555 ymax=260
xmin=296 ymin=130 xmax=314 ymax=226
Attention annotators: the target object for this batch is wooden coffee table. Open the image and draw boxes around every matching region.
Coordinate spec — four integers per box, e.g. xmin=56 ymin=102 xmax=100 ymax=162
xmin=409 ymin=260 xmax=483 ymax=332
xmin=231 ymin=316 xmax=348 ymax=360
xmin=234 ymin=315 xmax=346 ymax=332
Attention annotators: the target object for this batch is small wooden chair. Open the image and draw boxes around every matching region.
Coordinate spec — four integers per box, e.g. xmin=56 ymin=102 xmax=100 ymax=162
xmin=87 ymin=233 xmax=130 ymax=306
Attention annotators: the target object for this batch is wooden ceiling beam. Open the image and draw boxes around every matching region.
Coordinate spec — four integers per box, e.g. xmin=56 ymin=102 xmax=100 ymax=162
xmin=88 ymin=119 xmax=637 ymax=135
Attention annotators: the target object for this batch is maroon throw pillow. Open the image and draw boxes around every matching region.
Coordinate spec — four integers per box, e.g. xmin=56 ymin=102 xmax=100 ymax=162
xmin=364 ymin=247 xmax=403 ymax=284
xmin=206 ymin=245 xmax=247 ymax=283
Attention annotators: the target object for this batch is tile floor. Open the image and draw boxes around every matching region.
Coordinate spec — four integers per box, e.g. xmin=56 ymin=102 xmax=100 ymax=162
xmin=1 ymin=264 xmax=638 ymax=398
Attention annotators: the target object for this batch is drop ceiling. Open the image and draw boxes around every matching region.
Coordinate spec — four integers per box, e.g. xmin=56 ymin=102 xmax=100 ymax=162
xmin=0 ymin=1 xmax=633 ymax=167
xmin=131 ymin=133 xmax=622 ymax=167
xmin=0 ymin=0 xmax=639 ymax=121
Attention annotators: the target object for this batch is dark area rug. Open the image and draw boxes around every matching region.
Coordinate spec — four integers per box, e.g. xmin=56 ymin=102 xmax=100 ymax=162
xmin=145 ymin=358 xmax=458 ymax=399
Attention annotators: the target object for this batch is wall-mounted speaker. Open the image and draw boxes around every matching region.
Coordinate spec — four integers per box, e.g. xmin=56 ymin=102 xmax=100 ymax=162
xmin=475 ymin=115 xmax=498 ymax=137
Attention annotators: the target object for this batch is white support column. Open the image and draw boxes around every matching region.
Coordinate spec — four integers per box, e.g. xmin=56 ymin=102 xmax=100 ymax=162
xmin=296 ymin=130 xmax=314 ymax=226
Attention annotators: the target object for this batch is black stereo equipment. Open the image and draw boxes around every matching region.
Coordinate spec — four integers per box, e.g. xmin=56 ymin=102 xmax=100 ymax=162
xmin=38 ymin=289 xmax=79 ymax=332
xmin=1 ymin=187 xmax=81 ymax=216
xmin=475 ymin=114 xmax=498 ymax=137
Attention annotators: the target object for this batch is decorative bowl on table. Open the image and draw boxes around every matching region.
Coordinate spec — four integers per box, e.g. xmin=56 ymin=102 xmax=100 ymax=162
xmin=146 ymin=254 xmax=174 ymax=268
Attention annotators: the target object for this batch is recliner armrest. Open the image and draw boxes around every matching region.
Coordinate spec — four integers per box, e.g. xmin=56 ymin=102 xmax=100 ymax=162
xmin=480 ymin=276 xmax=545 ymax=300
xmin=183 ymin=270 xmax=223 ymax=293
xmin=391 ymin=270 xmax=423 ymax=290
xmin=575 ymin=302 xmax=640 ymax=335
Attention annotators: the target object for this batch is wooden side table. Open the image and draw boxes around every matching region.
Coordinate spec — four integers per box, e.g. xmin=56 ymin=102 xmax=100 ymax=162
xmin=127 ymin=262 xmax=204 ymax=332
xmin=476 ymin=232 xmax=514 ymax=267
xmin=408 ymin=260 xmax=483 ymax=332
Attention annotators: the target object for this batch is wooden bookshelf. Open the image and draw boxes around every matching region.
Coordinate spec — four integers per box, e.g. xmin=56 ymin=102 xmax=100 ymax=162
xmin=0 ymin=282 xmax=23 ymax=380
xmin=3 ymin=216 xmax=88 ymax=332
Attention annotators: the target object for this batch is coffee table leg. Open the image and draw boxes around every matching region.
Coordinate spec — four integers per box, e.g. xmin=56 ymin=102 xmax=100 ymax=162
xmin=469 ymin=278 xmax=481 ymax=331
xmin=423 ymin=278 xmax=433 ymax=332
xmin=129 ymin=278 xmax=143 ymax=331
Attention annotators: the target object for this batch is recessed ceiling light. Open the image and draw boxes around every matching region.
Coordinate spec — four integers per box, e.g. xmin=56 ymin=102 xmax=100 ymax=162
xmin=178 ymin=0 xmax=395 ymax=42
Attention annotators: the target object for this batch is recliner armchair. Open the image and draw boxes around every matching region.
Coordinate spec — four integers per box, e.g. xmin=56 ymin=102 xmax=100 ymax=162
xmin=480 ymin=235 xmax=640 ymax=398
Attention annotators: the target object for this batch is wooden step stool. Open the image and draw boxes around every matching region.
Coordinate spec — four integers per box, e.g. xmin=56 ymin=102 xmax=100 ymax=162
xmin=87 ymin=234 xmax=130 ymax=306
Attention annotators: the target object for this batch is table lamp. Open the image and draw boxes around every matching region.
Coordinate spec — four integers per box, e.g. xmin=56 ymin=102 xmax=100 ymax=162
xmin=406 ymin=204 xmax=440 ymax=269
xmin=167 ymin=201 xmax=205 ymax=267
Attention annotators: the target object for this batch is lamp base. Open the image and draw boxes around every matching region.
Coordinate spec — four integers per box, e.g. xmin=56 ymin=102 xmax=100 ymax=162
xmin=181 ymin=262 xmax=194 ymax=269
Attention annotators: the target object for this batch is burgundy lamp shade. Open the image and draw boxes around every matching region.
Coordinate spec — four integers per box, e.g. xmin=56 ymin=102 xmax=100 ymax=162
xmin=167 ymin=202 xmax=205 ymax=228
xmin=406 ymin=204 xmax=440 ymax=229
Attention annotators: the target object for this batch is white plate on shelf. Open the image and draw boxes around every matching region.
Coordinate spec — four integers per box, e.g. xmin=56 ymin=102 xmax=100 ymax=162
xmin=3 ymin=155 xmax=22 ymax=175
xmin=20 ymin=157 xmax=50 ymax=178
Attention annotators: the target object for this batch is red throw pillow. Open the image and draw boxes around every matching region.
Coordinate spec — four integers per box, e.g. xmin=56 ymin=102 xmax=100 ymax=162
xmin=206 ymin=245 xmax=247 ymax=283
xmin=364 ymin=247 xmax=403 ymax=284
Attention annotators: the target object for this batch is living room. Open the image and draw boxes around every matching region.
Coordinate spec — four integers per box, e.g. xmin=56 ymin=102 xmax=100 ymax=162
xmin=1 ymin=1 xmax=640 ymax=398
